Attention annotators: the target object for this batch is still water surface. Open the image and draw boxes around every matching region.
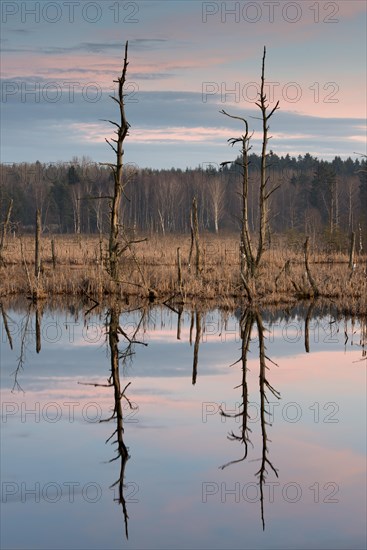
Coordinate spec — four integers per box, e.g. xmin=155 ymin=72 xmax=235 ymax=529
xmin=1 ymin=302 xmax=366 ymax=549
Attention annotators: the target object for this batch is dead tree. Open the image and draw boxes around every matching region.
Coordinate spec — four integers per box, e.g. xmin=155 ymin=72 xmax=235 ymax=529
xmin=349 ymin=231 xmax=356 ymax=269
xmin=221 ymin=114 xmax=254 ymax=299
xmin=0 ymin=199 xmax=13 ymax=266
xmin=221 ymin=47 xmax=280 ymax=297
xmin=35 ymin=209 xmax=41 ymax=279
xmin=188 ymin=197 xmax=201 ymax=277
xmin=51 ymin=238 xmax=57 ymax=269
xmin=98 ymin=43 xmax=148 ymax=291
xmin=101 ymin=42 xmax=130 ymax=282
xmin=176 ymin=247 xmax=183 ymax=293
xmin=303 ymin=237 xmax=320 ymax=297
xmin=256 ymin=48 xmax=280 ymax=268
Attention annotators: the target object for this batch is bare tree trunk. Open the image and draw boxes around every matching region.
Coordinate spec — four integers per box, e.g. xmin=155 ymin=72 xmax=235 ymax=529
xmin=303 ymin=237 xmax=319 ymax=297
xmin=20 ymin=237 xmax=33 ymax=297
xmin=35 ymin=209 xmax=41 ymax=279
xmin=220 ymin=112 xmax=254 ymax=279
xmin=158 ymin=209 xmax=165 ymax=235
xmin=335 ymin=177 xmax=339 ymax=230
xmin=0 ymin=199 xmax=13 ymax=266
xmin=220 ymin=47 xmax=279 ymax=299
xmin=348 ymin=183 xmax=353 ymax=231
xmin=214 ymin=204 xmax=219 ymax=234
xmin=188 ymin=208 xmax=194 ymax=272
xmin=51 ymin=238 xmax=57 ymax=269
xmin=192 ymin=197 xmax=201 ymax=276
xmin=176 ymin=247 xmax=182 ymax=291
xmin=349 ymin=231 xmax=355 ymax=269
xmin=101 ymin=42 xmax=130 ymax=282
xmin=220 ymin=111 xmax=254 ymax=301
xmin=207 ymin=176 xmax=224 ymax=234
xmin=256 ymin=47 xmax=280 ymax=268
xmin=71 ymin=188 xmax=81 ymax=235
xmin=240 ymin=133 xmax=255 ymax=278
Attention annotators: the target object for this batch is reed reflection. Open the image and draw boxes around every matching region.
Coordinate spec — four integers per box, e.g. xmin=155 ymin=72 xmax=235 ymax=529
xmin=219 ymin=308 xmax=280 ymax=530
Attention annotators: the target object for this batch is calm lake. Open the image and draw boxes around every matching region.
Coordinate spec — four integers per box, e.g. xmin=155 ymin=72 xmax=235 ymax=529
xmin=1 ymin=302 xmax=366 ymax=550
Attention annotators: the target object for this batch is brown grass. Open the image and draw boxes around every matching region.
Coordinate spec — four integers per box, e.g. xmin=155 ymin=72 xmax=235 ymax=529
xmin=0 ymin=233 xmax=366 ymax=315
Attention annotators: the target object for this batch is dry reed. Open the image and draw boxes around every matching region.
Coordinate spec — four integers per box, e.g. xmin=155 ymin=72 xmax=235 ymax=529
xmin=0 ymin=233 xmax=366 ymax=315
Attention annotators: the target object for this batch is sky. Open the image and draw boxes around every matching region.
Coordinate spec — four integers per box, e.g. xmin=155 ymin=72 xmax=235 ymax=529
xmin=1 ymin=0 xmax=366 ymax=169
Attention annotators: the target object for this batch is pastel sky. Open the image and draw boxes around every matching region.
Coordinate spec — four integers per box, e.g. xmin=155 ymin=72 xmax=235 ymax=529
xmin=1 ymin=0 xmax=366 ymax=168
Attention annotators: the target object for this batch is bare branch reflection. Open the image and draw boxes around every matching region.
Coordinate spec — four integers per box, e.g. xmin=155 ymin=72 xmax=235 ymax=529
xmin=361 ymin=316 xmax=366 ymax=361
xmin=104 ymin=306 xmax=146 ymax=539
xmin=304 ymin=300 xmax=315 ymax=353
xmin=35 ymin=302 xmax=42 ymax=354
xmin=80 ymin=305 xmax=147 ymax=539
xmin=254 ymin=310 xmax=280 ymax=530
xmin=192 ymin=311 xmax=202 ymax=385
xmin=11 ymin=304 xmax=32 ymax=393
xmin=1 ymin=302 xmax=14 ymax=350
xmin=219 ymin=308 xmax=280 ymax=530
xmin=2 ymin=300 xmax=365 ymax=541
xmin=219 ymin=310 xmax=254 ymax=467
xmin=353 ymin=314 xmax=367 ymax=364
xmin=105 ymin=306 xmax=131 ymax=538
xmin=176 ymin=304 xmax=183 ymax=340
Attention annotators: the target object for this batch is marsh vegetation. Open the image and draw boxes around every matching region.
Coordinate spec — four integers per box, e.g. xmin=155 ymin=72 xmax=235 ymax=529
xmin=0 ymin=233 xmax=366 ymax=314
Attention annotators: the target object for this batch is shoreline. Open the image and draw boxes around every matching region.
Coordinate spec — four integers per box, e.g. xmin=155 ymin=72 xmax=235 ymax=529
xmin=1 ymin=234 xmax=366 ymax=316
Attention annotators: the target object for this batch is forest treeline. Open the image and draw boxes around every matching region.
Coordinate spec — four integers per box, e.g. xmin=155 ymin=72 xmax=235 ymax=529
xmin=1 ymin=152 xmax=366 ymax=247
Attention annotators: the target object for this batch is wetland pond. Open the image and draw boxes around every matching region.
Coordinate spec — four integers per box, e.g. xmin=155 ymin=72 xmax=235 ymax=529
xmin=0 ymin=301 xmax=366 ymax=550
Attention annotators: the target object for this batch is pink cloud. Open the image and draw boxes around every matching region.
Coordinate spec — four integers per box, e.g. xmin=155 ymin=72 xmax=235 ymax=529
xmin=66 ymin=122 xmax=242 ymax=145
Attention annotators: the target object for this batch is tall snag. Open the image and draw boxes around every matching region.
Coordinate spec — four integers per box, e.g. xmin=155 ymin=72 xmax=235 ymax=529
xmin=221 ymin=47 xmax=280 ymax=298
xmin=188 ymin=197 xmax=201 ymax=277
xmin=101 ymin=42 xmax=130 ymax=282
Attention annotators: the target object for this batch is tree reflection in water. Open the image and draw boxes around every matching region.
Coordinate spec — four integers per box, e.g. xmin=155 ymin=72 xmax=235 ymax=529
xmin=192 ymin=310 xmax=201 ymax=385
xmin=2 ymin=300 xmax=366 ymax=538
xmin=81 ymin=305 xmax=147 ymax=539
xmin=1 ymin=300 xmax=45 ymax=393
xmin=219 ymin=308 xmax=281 ymax=530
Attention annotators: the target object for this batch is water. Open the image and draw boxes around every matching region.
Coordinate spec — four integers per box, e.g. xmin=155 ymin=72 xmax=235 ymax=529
xmin=1 ymin=302 xmax=366 ymax=550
